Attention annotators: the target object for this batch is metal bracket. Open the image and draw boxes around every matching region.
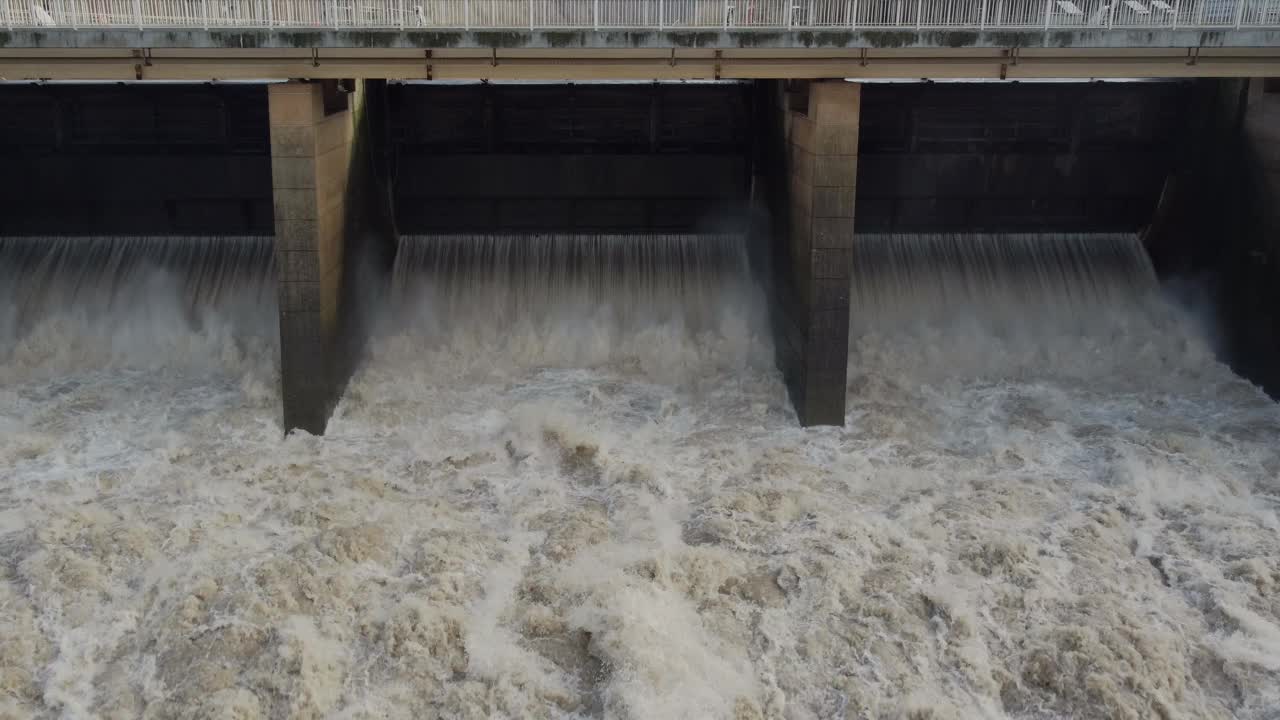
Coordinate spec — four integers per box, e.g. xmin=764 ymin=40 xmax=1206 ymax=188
xmin=491 ymin=47 xmax=498 ymax=67
xmin=1186 ymin=47 xmax=1200 ymax=66
xmin=311 ymin=48 xmax=320 ymax=68
xmin=425 ymin=48 xmax=433 ymax=80
xmin=714 ymin=49 xmax=722 ymax=80
xmin=859 ymin=48 xmax=869 ymax=67
xmin=131 ymin=48 xmax=151 ymax=79
xmin=670 ymin=47 xmax=677 ymax=67
xmin=999 ymin=47 xmax=1019 ymax=80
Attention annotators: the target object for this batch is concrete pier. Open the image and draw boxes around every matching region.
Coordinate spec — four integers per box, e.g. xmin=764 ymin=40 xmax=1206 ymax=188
xmin=269 ymin=79 xmax=394 ymax=435
xmin=1245 ymin=80 xmax=1280 ymax=261
xmin=1238 ymin=79 xmax=1280 ymax=394
xmin=1140 ymin=78 xmax=1280 ymax=398
xmin=769 ymin=80 xmax=860 ymax=427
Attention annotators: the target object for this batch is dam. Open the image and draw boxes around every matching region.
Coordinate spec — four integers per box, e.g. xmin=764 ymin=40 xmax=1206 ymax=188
xmin=5 ymin=75 xmax=1276 ymax=430
xmin=2 ymin=2 xmax=1280 ymax=718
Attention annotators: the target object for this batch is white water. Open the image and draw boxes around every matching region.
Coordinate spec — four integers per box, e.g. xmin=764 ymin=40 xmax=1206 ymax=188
xmin=2 ymin=234 xmax=1279 ymax=719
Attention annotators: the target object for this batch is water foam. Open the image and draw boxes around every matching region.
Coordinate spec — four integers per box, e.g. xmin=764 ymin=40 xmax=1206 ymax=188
xmin=1 ymin=232 xmax=1278 ymax=719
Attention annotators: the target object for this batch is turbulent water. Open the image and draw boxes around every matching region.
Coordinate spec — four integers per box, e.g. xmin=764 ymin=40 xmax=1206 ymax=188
xmin=0 ymin=236 xmax=277 ymax=385
xmin=2 ymin=232 xmax=1279 ymax=720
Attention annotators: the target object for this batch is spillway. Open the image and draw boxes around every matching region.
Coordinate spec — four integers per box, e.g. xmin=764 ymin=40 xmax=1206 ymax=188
xmin=1 ymin=78 xmax=1279 ymax=719
xmin=0 ymin=236 xmax=277 ymax=381
xmin=382 ymin=233 xmax=765 ymax=376
xmin=848 ymin=232 xmax=1181 ymax=381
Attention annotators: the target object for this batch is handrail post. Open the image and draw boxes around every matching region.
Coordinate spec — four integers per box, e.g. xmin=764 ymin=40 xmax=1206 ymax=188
xmin=1108 ymin=0 xmax=1116 ymax=28
xmin=979 ymin=0 xmax=987 ymax=29
xmin=4 ymin=0 xmax=12 ymax=30
xmin=1233 ymin=0 xmax=1245 ymax=27
xmin=916 ymin=0 xmax=922 ymax=29
xmin=1171 ymin=0 xmax=1179 ymax=28
xmin=528 ymin=0 xmax=533 ymax=30
xmin=1043 ymin=0 xmax=1051 ymax=30
xmin=133 ymin=0 xmax=141 ymax=29
xmin=658 ymin=0 xmax=663 ymax=29
xmin=848 ymin=0 xmax=856 ymax=28
xmin=723 ymin=0 xmax=729 ymax=29
xmin=268 ymin=0 xmax=274 ymax=28
xmin=593 ymin=0 xmax=598 ymax=30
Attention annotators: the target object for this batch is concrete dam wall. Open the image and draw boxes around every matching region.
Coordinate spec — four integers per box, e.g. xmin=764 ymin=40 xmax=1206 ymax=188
xmin=2 ymin=78 xmax=1277 ymax=432
xmin=0 ymin=84 xmax=273 ymax=236
xmin=389 ymin=82 xmax=753 ymax=234
xmin=855 ymin=81 xmax=1187 ymax=233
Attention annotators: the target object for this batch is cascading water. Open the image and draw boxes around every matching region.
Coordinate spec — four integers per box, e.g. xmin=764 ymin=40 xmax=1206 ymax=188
xmin=0 ymin=236 xmax=277 ymax=381
xmin=850 ymin=233 xmax=1158 ymax=327
xmin=847 ymin=233 xmax=1215 ymax=386
xmin=371 ymin=233 xmax=772 ymax=382
xmin=2 ymin=228 xmax=1279 ymax=720
xmin=392 ymin=234 xmax=750 ymax=318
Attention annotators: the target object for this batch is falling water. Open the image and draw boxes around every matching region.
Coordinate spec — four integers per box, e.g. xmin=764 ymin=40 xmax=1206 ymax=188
xmin=850 ymin=233 xmax=1157 ymax=330
xmin=846 ymin=233 xmax=1211 ymax=385
xmin=0 ymin=236 xmax=276 ymax=311
xmin=394 ymin=234 xmax=750 ymax=321
xmin=375 ymin=233 xmax=770 ymax=380
xmin=0 ymin=235 xmax=277 ymax=380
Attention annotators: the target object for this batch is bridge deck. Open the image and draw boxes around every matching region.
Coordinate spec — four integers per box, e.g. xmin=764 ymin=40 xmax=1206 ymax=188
xmin=2 ymin=0 xmax=1279 ymax=79
xmin=4 ymin=0 xmax=1280 ymax=32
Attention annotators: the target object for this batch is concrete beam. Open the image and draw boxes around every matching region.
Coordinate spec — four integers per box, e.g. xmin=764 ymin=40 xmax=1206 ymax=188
xmin=4 ymin=46 xmax=1280 ymax=81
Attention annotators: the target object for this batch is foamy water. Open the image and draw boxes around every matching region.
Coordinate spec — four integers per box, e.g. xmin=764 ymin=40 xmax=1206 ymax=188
xmin=2 ymin=236 xmax=1279 ymax=719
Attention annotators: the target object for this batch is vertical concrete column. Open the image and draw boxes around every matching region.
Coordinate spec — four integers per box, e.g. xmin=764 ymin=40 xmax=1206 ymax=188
xmin=783 ymin=80 xmax=860 ymax=426
xmin=1245 ymin=80 xmax=1280 ymax=253
xmin=269 ymin=81 xmax=354 ymax=434
xmin=1241 ymin=79 xmax=1280 ymax=393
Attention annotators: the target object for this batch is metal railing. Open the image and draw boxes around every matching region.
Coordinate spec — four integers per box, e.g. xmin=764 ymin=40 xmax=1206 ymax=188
xmin=3 ymin=0 xmax=1279 ymax=30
